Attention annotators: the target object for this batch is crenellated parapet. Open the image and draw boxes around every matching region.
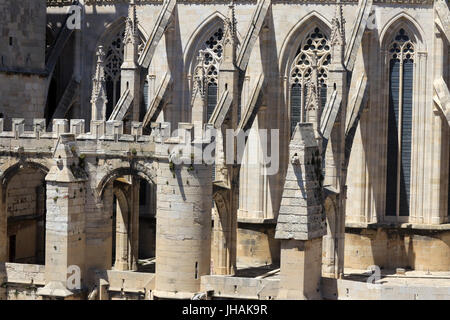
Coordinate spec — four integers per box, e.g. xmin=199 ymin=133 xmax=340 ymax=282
xmin=0 ymin=118 xmax=218 ymax=163
xmin=152 ymin=121 xmax=215 ymax=162
xmin=0 ymin=118 xmax=156 ymax=156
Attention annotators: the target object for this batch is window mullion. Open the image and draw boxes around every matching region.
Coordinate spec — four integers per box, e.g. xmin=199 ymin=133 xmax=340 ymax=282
xmin=396 ymin=55 xmax=404 ymax=219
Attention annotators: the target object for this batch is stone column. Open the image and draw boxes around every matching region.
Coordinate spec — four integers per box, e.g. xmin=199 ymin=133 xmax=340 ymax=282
xmin=275 ymin=123 xmax=326 ymax=300
xmin=38 ymin=134 xmax=87 ymax=299
xmin=130 ymin=176 xmax=140 ymax=271
xmin=113 ymin=186 xmax=130 ymax=271
xmin=212 ymin=189 xmax=237 ymax=276
xmin=429 ymin=30 xmax=446 ymax=224
xmin=154 ymin=126 xmax=213 ymax=298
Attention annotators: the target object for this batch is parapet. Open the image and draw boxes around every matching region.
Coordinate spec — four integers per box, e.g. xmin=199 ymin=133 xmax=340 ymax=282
xmin=151 ymin=121 xmax=215 ymax=159
xmin=0 ymin=118 xmax=151 ymax=143
xmin=0 ymin=118 xmax=216 ymax=160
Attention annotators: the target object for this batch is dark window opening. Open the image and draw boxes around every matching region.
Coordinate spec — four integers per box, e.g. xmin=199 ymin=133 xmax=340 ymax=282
xmin=9 ymin=235 xmax=16 ymax=262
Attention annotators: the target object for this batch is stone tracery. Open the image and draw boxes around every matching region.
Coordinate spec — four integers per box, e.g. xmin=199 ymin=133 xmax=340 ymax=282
xmin=290 ymin=27 xmax=331 ymax=132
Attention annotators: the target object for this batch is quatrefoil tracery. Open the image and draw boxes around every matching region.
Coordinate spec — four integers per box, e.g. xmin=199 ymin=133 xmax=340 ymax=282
xmin=388 ymin=28 xmax=415 ymax=63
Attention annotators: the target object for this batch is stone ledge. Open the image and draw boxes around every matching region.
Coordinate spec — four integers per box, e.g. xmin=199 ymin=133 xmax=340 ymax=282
xmin=152 ymin=290 xmax=194 ymax=300
xmin=346 ymin=221 xmax=450 ymax=231
xmin=237 ymin=217 xmax=277 ymax=224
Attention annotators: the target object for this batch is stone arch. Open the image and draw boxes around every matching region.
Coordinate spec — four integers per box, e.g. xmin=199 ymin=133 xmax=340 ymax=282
xmin=96 ymin=17 xmax=149 ymax=54
xmin=0 ymin=160 xmax=50 ymax=264
xmin=183 ymin=11 xmax=242 ymax=85
xmin=96 ymin=161 xmax=156 ymax=198
xmin=379 ymin=12 xmax=427 ymax=52
xmin=279 ymin=11 xmax=332 ymax=79
xmin=183 ymin=11 xmax=227 ymax=77
xmin=278 ymin=12 xmax=332 ymax=136
xmin=0 ymin=160 xmax=50 ymax=190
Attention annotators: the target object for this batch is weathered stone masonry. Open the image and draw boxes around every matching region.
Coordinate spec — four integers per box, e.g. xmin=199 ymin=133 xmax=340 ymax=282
xmin=0 ymin=117 xmax=214 ymax=298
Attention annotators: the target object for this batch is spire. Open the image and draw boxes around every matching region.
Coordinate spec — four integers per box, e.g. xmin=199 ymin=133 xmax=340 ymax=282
xmin=124 ymin=0 xmax=138 ymax=46
xmin=330 ymin=0 xmax=346 ymax=68
xmin=91 ymin=46 xmax=108 ymax=120
xmin=330 ymin=0 xmax=345 ymax=46
xmin=225 ymin=1 xmax=236 ymax=39
xmin=122 ymin=0 xmax=139 ymax=68
xmin=222 ymin=1 xmax=237 ymax=68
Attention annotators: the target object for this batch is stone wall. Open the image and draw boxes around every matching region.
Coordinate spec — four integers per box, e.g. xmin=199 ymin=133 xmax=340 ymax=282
xmin=0 ymin=0 xmax=46 ymax=71
xmin=1 ymin=263 xmax=45 ymax=301
xmin=345 ymin=227 xmax=450 ymax=272
xmin=0 ymin=74 xmax=47 ymax=129
xmin=6 ymin=168 xmax=46 ymax=264
xmin=322 ymin=275 xmax=450 ymax=300
xmin=201 ymin=275 xmax=279 ymax=300
xmin=0 ymin=0 xmax=47 ymax=127
xmin=236 ymin=223 xmax=280 ymax=267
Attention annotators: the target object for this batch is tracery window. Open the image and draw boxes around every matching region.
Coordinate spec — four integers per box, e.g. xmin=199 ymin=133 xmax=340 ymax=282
xmin=385 ymin=28 xmax=415 ymax=218
xmin=290 ymin=27 xmax=331 ymax=134
xmin=204 ymin=28 xmax=223 ymax=122
xmin=192 ymin=28 xmax=224 ymax=123
xmin=104 ymin=28 xmax=145 ymax=118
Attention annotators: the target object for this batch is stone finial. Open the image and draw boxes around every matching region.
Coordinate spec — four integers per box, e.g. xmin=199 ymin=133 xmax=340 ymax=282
xmin=330 ymin=0 xmax=345 ymax=46
xmin=122 ymin=0 xmax=139 ymax=69
xmin=330 ymin=0 xmax=346 ymax=69
xmin=124 ymin=0 xmax=138 ymax=46
xmin=91 ymin=46 xmax=108 ymax=121
xmin=221 ymin=2 xmax=237 ymax=68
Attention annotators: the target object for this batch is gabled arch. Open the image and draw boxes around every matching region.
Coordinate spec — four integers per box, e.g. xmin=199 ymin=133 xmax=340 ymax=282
xmin=380 ymin=12 xmax=427 ymax=52
xmin=183 ymin=11 xmax=227 ymax=74
xmin=97 ymin=17 xmax=148 ymax=50
xmin=279 ymin=11 xmax=332 ymax=77
xmin=183 ymin=11 xmax=242 ymax=79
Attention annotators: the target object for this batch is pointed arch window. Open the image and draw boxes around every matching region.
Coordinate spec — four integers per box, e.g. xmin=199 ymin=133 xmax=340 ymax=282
xmin=289 ymin=27 xmax=331 ymax=134
xmin=200 ymin=28 xmax=223 ymax=123
xmin=385 ymin=28 xmax=415 ymax=218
